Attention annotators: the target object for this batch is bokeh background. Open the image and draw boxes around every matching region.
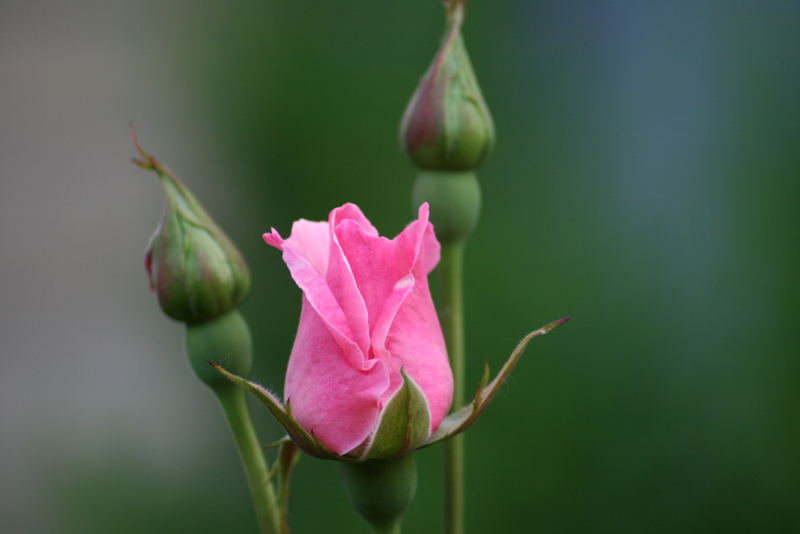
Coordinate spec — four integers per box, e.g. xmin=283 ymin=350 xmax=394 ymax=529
xmin=1 ymin=1 xmax=798 ymax=532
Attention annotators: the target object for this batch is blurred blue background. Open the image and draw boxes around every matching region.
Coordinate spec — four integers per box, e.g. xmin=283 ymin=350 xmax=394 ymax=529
xmin=1 ymin=1 xmax=798 ymax=532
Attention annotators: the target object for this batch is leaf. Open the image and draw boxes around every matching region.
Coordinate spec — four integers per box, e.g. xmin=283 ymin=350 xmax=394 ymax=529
xmin=361 ymin=369 xmax=431 ymax=460
xmin=422 ymin=316 xmax=571 ymax=447
xmin=210 ymin=363 xmax=339 ymax=460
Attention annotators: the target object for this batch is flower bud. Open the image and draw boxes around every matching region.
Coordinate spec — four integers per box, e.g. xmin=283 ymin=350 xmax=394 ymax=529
xmin=400 ymin=7 xmax=494 ymax=171
xmin=212 ymin=203 xmax=454 ymax=462
xmin=133 ymin=133 xmax=250 ymax=325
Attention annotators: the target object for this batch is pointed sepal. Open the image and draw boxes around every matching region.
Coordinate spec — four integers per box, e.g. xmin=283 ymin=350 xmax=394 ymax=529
xmin=361 ymin=370 xmax=432 ymax=460
xmin=210 ymin=363 xmax=339 ymax=460
xmin=422 ymin=316 xmax=571 ymax=447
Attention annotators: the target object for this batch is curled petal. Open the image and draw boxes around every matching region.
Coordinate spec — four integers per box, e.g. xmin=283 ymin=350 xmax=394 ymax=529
xmin=265 ymin=226 xmax=366 ymax=370
xmin=264 ymin=219 xmax=330 ymax=276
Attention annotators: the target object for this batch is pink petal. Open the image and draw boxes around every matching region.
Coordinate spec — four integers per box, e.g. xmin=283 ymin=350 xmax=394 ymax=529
xmin=333 ymin=219 xmax=399 ymax=335
xmin=384 ymin=276 xmax=452 ymax=430
xmin=262 ymin=228 xmax=283 ymax=249
xmin=334 ymin=204 xmax=436 ymax=336
xmin=334 ymin=203 xmax=449 ymax=418
xmin=385 ymin=204 xmax=450 ymax=427
xmin=330 ymin=203 xmax=379 ymax=237
xmin=363 ymin=204 xmax=436 ymax=368
xmin=266 ymin=225 xmax=367 ymax=370
xmin=285 ymin=298 xmax=391 ymax=455
xmin=393 ymin=203 xmax=441 ymax=277
xmin=325 ymin=204 xmax=372 ymax=356
xmin=264 ymin=219 xmax=330 ymax=277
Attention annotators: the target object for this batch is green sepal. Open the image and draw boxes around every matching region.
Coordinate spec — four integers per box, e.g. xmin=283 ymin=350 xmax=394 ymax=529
xmin=211 ymin=363 xmax=339 ymax=461
xmin=422 ymin=316 xmax=571 ymax=447
xmin=361 ymin=370 xmax=431 ymax=461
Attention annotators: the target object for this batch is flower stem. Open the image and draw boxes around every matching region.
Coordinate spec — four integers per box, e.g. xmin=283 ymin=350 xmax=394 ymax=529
xmin=413 ymin=170 xmax=478 ymax=534
xmin=440 ymin=242 xmax=466 ymax=534
xmin=217 ymin=386 xmax=281 ymax=534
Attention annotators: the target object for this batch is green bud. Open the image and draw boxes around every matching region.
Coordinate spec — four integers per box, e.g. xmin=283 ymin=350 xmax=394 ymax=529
xmin=133 ymin=132 xmax=250 ymax=325
xmin=400 ymin=5 xmax=494 ymax=171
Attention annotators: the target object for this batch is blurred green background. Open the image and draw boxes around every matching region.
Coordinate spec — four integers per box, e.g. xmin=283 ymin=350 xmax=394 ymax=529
xmin=1 ymin=1 xmax=798 ymax=533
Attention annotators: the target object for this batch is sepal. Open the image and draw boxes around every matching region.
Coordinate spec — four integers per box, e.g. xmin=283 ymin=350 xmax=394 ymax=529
xmin=361 ymin=370 xmax=431 ymax=460
xmin=212 ymin=365 xmax=436 ymax=462
xmin=210 ymin=363 xmax=340 ymax=460
xmin=422 ymin=316 xmax=571 ymax=447
xmin=212 ymin=318 xmax=569 ymax=460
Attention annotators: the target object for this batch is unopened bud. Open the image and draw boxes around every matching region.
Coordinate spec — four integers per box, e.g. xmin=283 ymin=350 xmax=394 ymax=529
xmin=400 ymin=6 xmax=494 ymax=171
xmin=133 ymin=131 xmax=250 ymax=325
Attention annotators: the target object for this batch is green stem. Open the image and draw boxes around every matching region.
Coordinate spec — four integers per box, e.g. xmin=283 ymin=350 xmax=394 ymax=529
xmin=217 ymin=386 xmax=281 ymax=534
xmin=440 ymin=242 xmax=466 ymax=534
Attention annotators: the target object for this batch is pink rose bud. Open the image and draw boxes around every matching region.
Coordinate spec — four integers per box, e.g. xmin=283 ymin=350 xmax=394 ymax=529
xmin=133 ymin=133 xmax=250 ymax=325
xmin=263 ymin=203 xmax=453 ymax=457
xmin=399 ymin=6 xmax=494 ymax=171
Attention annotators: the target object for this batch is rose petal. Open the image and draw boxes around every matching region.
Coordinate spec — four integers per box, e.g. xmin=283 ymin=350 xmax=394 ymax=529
xmin=334 ymin=204 xmax=436 ymax=336
xmin=334 ymin=203 xmax=449 ymax=420
xmin=384 ymin=277 xmax=452 ymax=430
xmin=393 ymin=203 xmax=440 ymax=277
xmin=325 ymin=204 xmax=373 ymax=356
xmin=285 ymin=298 xmax=391 ymax=455
xmin=266 ymin=226 xmax=367 ymax=370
